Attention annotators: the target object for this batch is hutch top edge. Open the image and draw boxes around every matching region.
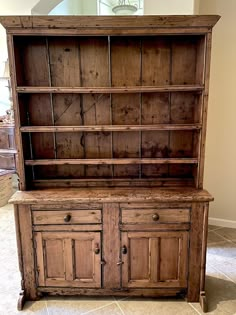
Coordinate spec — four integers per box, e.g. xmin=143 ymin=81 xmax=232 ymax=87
xmin=0 ymin=15 xmax=220 ymax=30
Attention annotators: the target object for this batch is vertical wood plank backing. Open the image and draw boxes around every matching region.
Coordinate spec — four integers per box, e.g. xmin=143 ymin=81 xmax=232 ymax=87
xmin=198 ymin=33 xmax=212 ymax=188
xmin=142 ymin=37 xmax=171 ymax=85
xmin=187 ymin=203 xmax=205 ymax=302
xmin=74 ymin=239 xmax=93 ymax=279
xmin=169 ymin=130 xmax=195 ymax=178
xmin=103 ymin=203 xmax=120 ymax=288
xmin=150 ymin=238 xmax=159 ymax=283
xmin=83 ymin=94 xmax=112 ymax=177
xmin=80 ymin=37 xmax=110 ymax=177
xmin=48 ymin=38 xmax=84 ymax=178
xmin=170 ymin=93 xmax=199 ymax=124
xmin=130 ymin=238 xmax=149 ymax=280
xmin=7 ymin=34 xmax=26 ymax=189
xmin=49 ymin=37 xmax=81 ymax=87
xmin=53 ymin=96 xmax=84 ymax=177
xmin=111 ymin=37 xmax=141 ymax=178
xmin=169 ymin=131 xmax=194 ymax=158
xmin=19 ymin=37 xmax=49 ymax=86
xmin=45 ymin=238 xmax=65 ymax=278
xmin=195 ymin=36 xmax=206 ymax=85
xmin=171 ymin=37 xmax=197 ymax=85
xmin=18 ymin=205 xmax=37 ymax=299
xmin=142 ymin=93 xmax=169 ymax=124
xmin=141 ymin=37 xmax=170 ymax=179
xmin=160 ymin=237 xmax=179 ymax=281
xmin=141 ymin=131 xmax=169 ymax=178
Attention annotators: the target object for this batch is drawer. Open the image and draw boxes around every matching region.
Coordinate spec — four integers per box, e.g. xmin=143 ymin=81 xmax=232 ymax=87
xmin=0 ymin=153 xmax=15 ymax=169
xmin=122 ymin=208 xmax=190 ymax=224
xmin=32 ymin=209 xmax=101 ymax=225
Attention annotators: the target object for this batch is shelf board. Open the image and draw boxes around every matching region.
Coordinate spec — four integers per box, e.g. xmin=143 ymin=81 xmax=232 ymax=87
xmin=20 ymin=124 xmax=202 ymax=133
xmin=0 ymin=149 xmax=17 ymax=154
xmin=25 ymin=158 xmax=198 ymax=166
xmin=16 ymin=85 xmax=204 ymax=94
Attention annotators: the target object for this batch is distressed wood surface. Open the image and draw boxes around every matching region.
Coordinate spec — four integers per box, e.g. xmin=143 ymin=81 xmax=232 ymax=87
xmin=24 ymin=158 xmax=199 ymax=166
xmin=20 ymin=124 xmax=202 ymax=132
xmin=16 ymin=85 xmax=204 ymax=93
xmin=121 ymin=208 xmax=190 ymax=224
xmin=9 ymin=188 xmax=213 ymax=204
xmin=32 ymin=209 xmax=101 ymax=225
xmin=103 ymin=203 xmax=120 ymax=288
xmin=0 ymin=15 xmax=220 ymax=30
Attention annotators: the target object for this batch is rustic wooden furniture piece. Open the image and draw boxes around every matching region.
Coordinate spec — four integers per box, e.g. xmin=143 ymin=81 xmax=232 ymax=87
xmin=0 ymin=15 xmax=220 ymax=312
xmin=0 ymin=124 xmax=16 ymax=173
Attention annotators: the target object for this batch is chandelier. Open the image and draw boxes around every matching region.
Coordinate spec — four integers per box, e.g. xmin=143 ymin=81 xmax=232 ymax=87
xmin=112 ymin=0 xmax=138 ymax=15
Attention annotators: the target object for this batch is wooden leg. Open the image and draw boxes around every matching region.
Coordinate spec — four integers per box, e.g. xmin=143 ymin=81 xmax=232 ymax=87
xmin=17 ymin=290 xmax=26 ymax=311
xmin=199 ymin=291 xmax=208 ymax=313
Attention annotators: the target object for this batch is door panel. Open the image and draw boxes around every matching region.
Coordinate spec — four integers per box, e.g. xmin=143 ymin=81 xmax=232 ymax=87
xmin=122 ymin=231 xmax=188 ymax=288
xmin=34 ymin=232 xmax=101 ymax=288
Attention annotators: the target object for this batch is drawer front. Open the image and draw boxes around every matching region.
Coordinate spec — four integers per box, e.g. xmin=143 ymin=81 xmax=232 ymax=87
xmin=122 ymin=208 xmax=190 ymax=224
xmin=0 ymin=153 xmax=15 ymax=169
xmin=32 ymin=209 xmax=101 ymax=225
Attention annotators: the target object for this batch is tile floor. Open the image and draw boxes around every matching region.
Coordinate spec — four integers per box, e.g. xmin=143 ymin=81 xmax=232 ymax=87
xmin=0 ymin=203 xmax=235 ymax=315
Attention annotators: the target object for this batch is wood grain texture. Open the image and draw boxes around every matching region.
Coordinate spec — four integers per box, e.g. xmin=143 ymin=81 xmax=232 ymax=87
xmin=16 ymin=85 xmax=204 ymax=93
xmin=32 ymin=209 xmax=101 ymax=225
xmin=17 ymin=205 xmax=37 ymax=299
xmin=121 ymin=208 xmax=190 ymax=224
xmin=103 ymin=203 xmax=120 ymax=288
xmin=187 ymin=202 xmax=205 ymax=302
xmin=9 ymin=188 xmax=214 ymax=204
xmin=0 ymin=15 xmax=221 ymax=30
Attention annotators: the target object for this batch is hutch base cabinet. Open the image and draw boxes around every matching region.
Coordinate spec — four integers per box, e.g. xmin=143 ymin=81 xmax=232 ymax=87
xmin=11 ymin=188 xmax=213 ymax=312
xmin=0 ymin=15 xmax=220 ymax=312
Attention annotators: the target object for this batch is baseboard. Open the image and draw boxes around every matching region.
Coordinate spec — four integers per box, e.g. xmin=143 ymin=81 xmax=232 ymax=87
xmin=209 ymin=217 xmax=236 ymax=229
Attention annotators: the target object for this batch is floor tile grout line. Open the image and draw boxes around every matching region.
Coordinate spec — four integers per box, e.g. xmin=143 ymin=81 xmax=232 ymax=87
xmin=207 ymin=240 xmax=231 ymax=246
xmin=208 ymin=226 xmax=224 ymax=232
xmin=212 ymin=229 xmax=235 ymax=243
xmin=81 ymin=301 xmax=116 ymax=315
xmin=115 ymin=300 xmax=126 ymax=315
xmin=208 ymin=263 xmax=236 ymax=284
xmin=188 ymin=302 xmax=202 ymax=315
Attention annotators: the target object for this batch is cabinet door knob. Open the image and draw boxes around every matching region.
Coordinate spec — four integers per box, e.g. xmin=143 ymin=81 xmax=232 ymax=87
xmin=122 ymin=245 xmax=127 ymax=254
xmin=94 ymin=244 xmax=100 ymax=255
xmin=152 ymin=213 xmax=159 ymax=221
xmin=64 ymin=214 xmax=71 ymax=222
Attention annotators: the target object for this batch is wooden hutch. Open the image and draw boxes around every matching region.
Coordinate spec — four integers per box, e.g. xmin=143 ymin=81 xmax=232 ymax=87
xmin=0 ymin=15 xmax=219 ymax=312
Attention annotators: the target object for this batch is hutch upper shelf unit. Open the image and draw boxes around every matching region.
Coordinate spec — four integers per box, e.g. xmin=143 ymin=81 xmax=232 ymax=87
xmin=0 ymin=15 xmax=219 ymax=312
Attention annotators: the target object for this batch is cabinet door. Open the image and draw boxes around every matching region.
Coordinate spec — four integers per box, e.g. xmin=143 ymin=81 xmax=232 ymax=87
xmin=122 ymin=231 xmax=188 ymax=288
xmin=34 ymin=232 xmax=101 ymax=288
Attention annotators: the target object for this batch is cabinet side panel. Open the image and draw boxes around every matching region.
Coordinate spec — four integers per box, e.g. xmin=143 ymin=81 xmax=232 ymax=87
xmin=18 ymin=205 xmax=37 ymax=299
xmin=7 ymin=34 xmax=26 ymax=189
xmin=187 ymin=203 xmax=205 ymax=302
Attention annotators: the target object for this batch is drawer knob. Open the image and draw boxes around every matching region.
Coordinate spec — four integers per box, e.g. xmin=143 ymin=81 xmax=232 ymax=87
xmin=152 ymin=213 xmax=159 ymax=221
xmin=64 ymin=214 xmax=71 ymax=223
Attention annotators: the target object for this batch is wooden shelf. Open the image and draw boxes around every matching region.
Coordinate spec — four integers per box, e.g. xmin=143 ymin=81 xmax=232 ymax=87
xmin=25 ymin=158 xmax=198 ymax=166
xmin=16 ymin=85 xmax=204 ymax=94
xmin=20 ymin=124 xmax=202 ymax=133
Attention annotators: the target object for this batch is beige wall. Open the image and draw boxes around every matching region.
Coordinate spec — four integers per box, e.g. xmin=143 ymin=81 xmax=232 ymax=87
xmin=144 ymin=0 xmax=194 ymax=15
xmin=199 ymin=0 xmax=236 ymax=225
